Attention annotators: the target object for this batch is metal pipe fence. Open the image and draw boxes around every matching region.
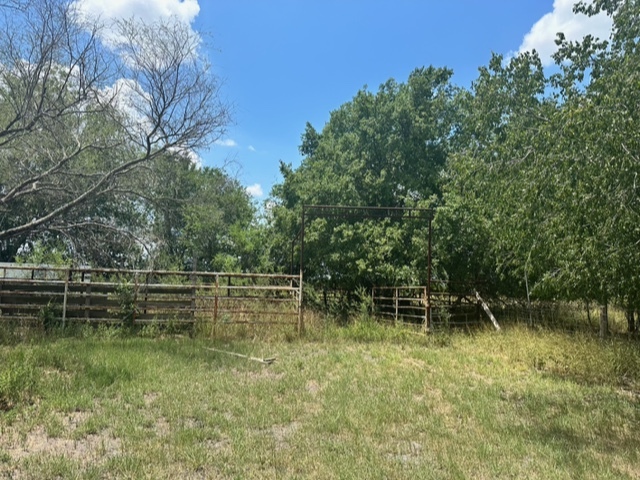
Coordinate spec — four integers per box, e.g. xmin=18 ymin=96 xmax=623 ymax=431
xmin=0 ymin=264 xmax=302 ymax=335
xmin=372 ymin=285 xmax=482 ymax=330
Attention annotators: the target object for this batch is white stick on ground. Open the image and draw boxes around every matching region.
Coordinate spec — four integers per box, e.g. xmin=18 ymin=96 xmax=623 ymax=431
xmin=205 ymin=347 xmax=276 ymax=365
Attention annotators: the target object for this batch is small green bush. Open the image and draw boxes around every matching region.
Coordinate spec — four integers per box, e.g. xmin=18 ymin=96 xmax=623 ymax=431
xmin=139 ymin=322 xmax=161 ymax=338
xmin=40 ymin=301 xmax=63 ymax=331
xmin=115 ymin=279 xmax=137 ymax=328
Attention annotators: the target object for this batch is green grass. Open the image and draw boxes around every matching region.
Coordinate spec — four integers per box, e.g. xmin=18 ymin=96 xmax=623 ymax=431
xmin=0 ymin=319 xmax=639 ymax=479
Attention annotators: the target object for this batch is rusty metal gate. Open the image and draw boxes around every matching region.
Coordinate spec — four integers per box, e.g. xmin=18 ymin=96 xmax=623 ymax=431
xmin=372 ymin=285 xmax=493 ymax=330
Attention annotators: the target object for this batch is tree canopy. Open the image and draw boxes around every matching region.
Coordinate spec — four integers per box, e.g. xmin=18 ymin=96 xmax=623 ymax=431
xmin=267 ymin=0 xmax=640 ymax=333
xmin=0 ymin=0 xmax=230 ymax=267
xmin=269 ymin=67 xmax=457 ymax=290
xmin=434 ymin=0 xmax=640 ymax=332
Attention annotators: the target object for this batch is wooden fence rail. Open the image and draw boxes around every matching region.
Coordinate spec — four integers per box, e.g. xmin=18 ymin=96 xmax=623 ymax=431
xmin=0 ymin=265 xmax=303 ymax=334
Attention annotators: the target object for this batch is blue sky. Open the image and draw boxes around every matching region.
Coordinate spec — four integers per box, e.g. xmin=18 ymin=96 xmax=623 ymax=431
xmin=74 ymin=0 xmax=613 ymax=199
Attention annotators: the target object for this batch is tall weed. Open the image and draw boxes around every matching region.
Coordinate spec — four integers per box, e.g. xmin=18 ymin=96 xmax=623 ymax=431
xmin=0 ymin=349 xmax=38 ymax=410
xmin=471 ymin=324 xmax=640 ymax=389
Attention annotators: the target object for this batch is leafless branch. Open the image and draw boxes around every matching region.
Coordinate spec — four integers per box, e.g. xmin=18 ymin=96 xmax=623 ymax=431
xmin=0 ymin=1 xmax=230 ymax=245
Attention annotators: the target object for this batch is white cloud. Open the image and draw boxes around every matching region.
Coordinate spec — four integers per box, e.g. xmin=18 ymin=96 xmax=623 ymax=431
xmin=99 ymin=77 xmax=151 ymax=137
xmin=71 ymin=0 xmax=201 ymax=48
xmin=248 ymin=145 xmax=256 ymax=152
xmin=215 ymin=139 xmax=238 ymax=147
xmin=518 ymin=0 xmax=613 ymax=66
xmin=246 ymin=183 xmax=264 ymax=198
xmin=72 ymin=0 xmax=200 ymax=25
xmin=169 ymin=146 xmax=202 ymax=168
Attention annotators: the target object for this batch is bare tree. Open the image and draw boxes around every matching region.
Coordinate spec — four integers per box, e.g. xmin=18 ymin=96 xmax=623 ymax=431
xmin=0 ymin=0 xmax=230 ymax=258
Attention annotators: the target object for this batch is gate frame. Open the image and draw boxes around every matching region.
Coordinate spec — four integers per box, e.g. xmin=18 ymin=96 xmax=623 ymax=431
xmin=294 ymin=205 xmax=434 ymax=332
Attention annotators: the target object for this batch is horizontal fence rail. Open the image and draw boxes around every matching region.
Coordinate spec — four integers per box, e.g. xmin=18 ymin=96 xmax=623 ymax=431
xmin=372 ymin=285 xmax=483 ymax=330
xmin=0 ymin=264 xmax=302 ymax=334
xmin=372 ymin=287 xmax=429 ymax=331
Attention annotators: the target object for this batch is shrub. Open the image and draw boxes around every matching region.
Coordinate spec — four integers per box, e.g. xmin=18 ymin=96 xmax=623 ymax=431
xmin=39 ymin=301 xmax=63 ymax=332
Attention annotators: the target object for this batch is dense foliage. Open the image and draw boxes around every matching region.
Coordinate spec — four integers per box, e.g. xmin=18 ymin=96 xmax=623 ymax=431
xmin=269 ymin=1 xmax=640 ymax=332
xmin=3 ymin=0 xmax=640 ymax=333
xmin=148 ymin=155 xmax=267 ymax=272
xmin=269 ymin=67 xmax=458 ymax=289
xmin=0 ymin=0 xmax=249 ymax=270
xmin=439 ymin=0 xmax=640 ymax=331
xmin=0 ymin=0 xmax=233 ymax=268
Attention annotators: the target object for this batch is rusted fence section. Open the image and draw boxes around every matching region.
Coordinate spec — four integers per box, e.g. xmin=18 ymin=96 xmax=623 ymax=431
xmin=371 ymin=286 xmax=429 ymax=331
xmin=0 ymin=264 xmax=302 ymax=333
xmin=372 ymin=285 xmax=484 ymax=330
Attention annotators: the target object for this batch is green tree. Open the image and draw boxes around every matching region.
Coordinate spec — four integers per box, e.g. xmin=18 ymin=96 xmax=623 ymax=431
xmin=0 ymin=0 xmax=231 ymax=263
xmin=439 ymin=0 xmax=640 ymax=335
xmin=269 ymin=67 xmax=458 ymax=290
xmin=148 ymin=154 xmax=265 ymax=272
xmin=437 ymin=52 xmax=559 ymax=296
xmin=547 ymin=0 xmax=640 ymax=332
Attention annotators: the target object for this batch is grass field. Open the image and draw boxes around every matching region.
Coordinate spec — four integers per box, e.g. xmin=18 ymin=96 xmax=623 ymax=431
xmin=1 ymin=319 xmax=639 ymax=479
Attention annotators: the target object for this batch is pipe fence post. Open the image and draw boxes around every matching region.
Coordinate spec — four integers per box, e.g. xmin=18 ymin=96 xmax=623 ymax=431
xmin=298 ymin=206 xmax=305 ymax=336
xmin=394 ymin=287 xmax=399 ymax=325
xmin=62 ymin=268 xmax=70 ymax=329
xmin=212 ymin=274 xmax=219 ymax=338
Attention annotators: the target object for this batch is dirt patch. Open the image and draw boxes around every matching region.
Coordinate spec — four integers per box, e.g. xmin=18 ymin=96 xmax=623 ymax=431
xmin=0 ymin=408 xmax=120 ymax=468
xmin=270 ymin=422 xmax=301 ymax=450
xmin=154 ymin=417 xmax=171 ymax=437
xmin=387 ymin=440 xmax=423 ymax=464
xmin=362 ymin=353 xmax=377 ymax=363
xmin=184 ymin=417 xmax=204 ymax=429
xmin=617 ymin=387 xmax=640 ymax=401
xmin=306 ymin=380 xmax=322 ymax=397
xmin=204 ymin=437 xmax=231 ymax=453
xmin=144 ymin=392 xmax=160 ymax=406
xmin=3 ymin=425 xmax=121 ymax=463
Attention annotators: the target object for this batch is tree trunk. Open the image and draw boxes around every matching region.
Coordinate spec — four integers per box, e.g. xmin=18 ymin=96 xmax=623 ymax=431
xmin=599 ymin=303 xmax=609 ymax=338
